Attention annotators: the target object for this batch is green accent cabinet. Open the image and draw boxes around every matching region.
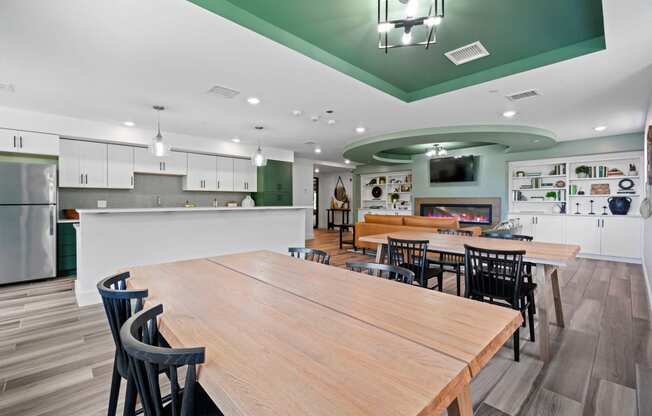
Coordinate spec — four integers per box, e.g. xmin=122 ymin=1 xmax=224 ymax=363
xmin=253 ymin=160 xmax=293 ymax=206
xmin=57 ymin=222 xmax=77 ymax=277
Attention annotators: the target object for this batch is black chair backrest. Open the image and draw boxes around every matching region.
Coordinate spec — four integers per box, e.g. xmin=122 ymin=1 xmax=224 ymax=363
xmin=387 ymin=237 xmax=429 ymax=270
xmin=345 ymin=262 xmax=415 ymax=285
xmin=97 ymin=272 xmax=148 ymax=377
xmin=288 ymin=247 xmax=331 ymax=264
xmin=121 ymin=304 xmax=205 ymax=416
xmin=464 ymin=244 xmax=525 ymax=304
xmin=437 ymin=228 xmax=473 ymax=237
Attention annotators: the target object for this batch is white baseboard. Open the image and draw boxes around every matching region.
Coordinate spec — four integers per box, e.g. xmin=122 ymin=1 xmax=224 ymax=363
xmin=576 ymin=253 xmax=642 ymax=264
xmin=75 ymin=280 xmax=101 ymax=306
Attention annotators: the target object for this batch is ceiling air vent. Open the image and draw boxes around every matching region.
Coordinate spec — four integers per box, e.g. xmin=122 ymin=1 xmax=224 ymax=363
xmin=206 ymin=85 xmax=239 ymax=99
xmin=445 ymin=41 xmax=490 ymax=65
xmin=505 ymin=89 xmax=541 ymax=101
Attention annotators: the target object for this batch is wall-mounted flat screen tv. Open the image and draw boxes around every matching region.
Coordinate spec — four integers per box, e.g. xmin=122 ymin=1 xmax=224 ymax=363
xmin=429 ymin=156 xmax=476 ymax=183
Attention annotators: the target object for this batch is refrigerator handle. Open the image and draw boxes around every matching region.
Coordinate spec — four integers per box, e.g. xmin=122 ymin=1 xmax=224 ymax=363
xmin=49 ymin=205 xmax=54 ymax=236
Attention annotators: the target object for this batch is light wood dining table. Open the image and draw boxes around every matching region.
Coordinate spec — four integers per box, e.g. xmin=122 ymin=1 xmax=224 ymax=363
xmin=359 ymin=231 xmax=581 ymax=363
xmin=127 ymin=250 xmax=523 ymax=416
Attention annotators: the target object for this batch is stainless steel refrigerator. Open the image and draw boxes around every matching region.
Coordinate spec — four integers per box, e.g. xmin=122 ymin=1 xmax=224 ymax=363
xmin=0 ymin=162 xmax=57 ymax=284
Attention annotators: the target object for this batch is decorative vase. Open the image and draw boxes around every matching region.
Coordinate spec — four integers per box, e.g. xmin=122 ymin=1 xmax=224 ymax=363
xmin=241 ymin=195 xmax=255 ymax=208
xmin=608 ymin=197 xmax=631 ymax=215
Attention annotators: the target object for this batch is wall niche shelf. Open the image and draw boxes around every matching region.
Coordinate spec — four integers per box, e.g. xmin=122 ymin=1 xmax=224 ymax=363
xmin=358 ymin=171 xmax=413 ymax=221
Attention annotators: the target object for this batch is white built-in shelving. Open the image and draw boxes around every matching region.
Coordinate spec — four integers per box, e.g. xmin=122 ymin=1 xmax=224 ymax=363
xmin=358 ymin=171 xmax=412 ymax=221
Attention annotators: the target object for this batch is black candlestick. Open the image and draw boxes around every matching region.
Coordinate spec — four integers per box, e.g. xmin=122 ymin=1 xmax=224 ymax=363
xmin=589 ymin=199 xmax=595 ymax=215
xmin=602 ymin=206 xmax=608 ymax=215
xmin=575 ymin=202 xmax=581 ymax=215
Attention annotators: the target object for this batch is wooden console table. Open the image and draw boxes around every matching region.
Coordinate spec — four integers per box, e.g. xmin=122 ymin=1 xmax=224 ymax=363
xmin=326 ymin=208 xmax=350 ymax=230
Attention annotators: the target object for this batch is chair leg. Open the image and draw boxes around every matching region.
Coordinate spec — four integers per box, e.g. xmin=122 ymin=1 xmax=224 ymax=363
xmin=123 ymin=374 xmax=138 ymax=416
xmin=438 ymin=274 xmax=443 ymax=292
xmin=528 ymin=297 xmax=536 ymax=342
xmin=456 ymin=265 xmax=461 ymax=296
xmin=107 ymin=361 xmax=121 ymax=416
xmin=513 ymin=329 xmax=520 ymax=362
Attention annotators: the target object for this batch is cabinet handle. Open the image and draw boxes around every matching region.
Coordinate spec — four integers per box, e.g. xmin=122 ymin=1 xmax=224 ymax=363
xmin=19 ymin=136 xmax=22 ymax=148
xmin=217 ymin=180 xmax=220 ymax=189
xmin=80 ymin=174 xmax=84 ymax=185
xmin=13 ymin=135 xmax=16 ymax=148
xmin=163 ymin=162 xmax=166 ymax=171
xmin=85 ymin=174 xmax=88 ymax=184
xmin=131 ymin=176 xmax=134 ymax=186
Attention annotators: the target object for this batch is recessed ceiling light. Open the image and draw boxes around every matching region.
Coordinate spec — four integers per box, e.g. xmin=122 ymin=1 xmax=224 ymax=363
xmin=327 ymin=119 xmax=336 ymax=125
xmin=314 ymin=168 xmax=320 ymax=173
xmin=247 ymin=97 xmax=261 ymax=105
xmin=231 ymin=137 xmax=241 ymax=143
xmin=311 ymin=115 xmax=320 ymax=122
xmin=594 ymin=125 xmax=607 ymax=132
xmin=292 ymin=109 xmax=303 ymax=116
xmin=314 ymin=146 xmax=322 ymax=154
xmin=123 ymin=121 xmax=135 ymax=127
xmin=502 ymin=110 xmax=517 ymax=118
xmin=344 ymin=159 xmax=350 ymax=164
xmin=356 ymin=126 xmax=366 ymax=134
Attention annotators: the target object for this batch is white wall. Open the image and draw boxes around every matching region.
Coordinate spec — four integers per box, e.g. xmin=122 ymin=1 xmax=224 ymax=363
xmin=644 ymin=97 xmax=652 ymax=303
xmin=0 ymin=106 xmax=294 ymax=162
xmin=316 ymin=171 xmax=353 ymax=229
xmin=292 ymin=158 xmax=314 ymax=240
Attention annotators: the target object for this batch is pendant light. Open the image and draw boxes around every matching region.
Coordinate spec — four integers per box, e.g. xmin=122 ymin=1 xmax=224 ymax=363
xmin=150 ymin=105 xmax=170 ymax=158
xmin=251 ymin=125 xmax=267 ymax=167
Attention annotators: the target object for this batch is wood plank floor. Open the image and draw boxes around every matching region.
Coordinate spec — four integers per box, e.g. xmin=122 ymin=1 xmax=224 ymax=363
xmin=0 ymin=229 xmax=648 ymax=416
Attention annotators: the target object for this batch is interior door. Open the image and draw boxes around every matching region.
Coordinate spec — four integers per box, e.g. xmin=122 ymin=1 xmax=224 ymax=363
xmin=107 ymin=145 xmax=134 ymax=189
xmin=601 ymin=217 xmax=642 ymax=258
xmin=533 ymin=215 xmax=564 ymax=243
xmin=78 ymin=141 xmax=107 ymax=188
xmin=565 ymin=216 xmax=601 ymax=255
xmin=0 ymin=205 xmax=56 ymax=284
xmin=216 ymin=156 xmax=234 ymax=191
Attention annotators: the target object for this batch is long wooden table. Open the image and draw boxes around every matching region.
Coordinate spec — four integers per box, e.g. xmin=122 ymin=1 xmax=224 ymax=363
xmin=127 ymin=251 xmax=523 ymax=416
xmin=359 ymin=231 xmax=581 ymax=363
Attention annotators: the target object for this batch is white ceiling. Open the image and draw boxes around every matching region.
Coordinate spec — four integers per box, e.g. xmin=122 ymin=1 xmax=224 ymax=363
xmin=0 ymin=0 xmax=651 ymax=163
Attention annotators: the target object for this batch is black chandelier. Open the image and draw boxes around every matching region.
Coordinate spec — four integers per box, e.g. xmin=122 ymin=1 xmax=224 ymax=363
xmin=377 ymin=0 xmax=445 ymax=53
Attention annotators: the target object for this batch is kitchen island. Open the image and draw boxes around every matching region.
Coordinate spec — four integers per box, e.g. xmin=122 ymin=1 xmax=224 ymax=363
xmin=74 ymin=206 xmax=310 ymax=305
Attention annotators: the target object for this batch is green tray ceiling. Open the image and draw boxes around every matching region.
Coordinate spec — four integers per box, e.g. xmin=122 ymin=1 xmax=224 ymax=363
xmin=190 ymin=0 xmax=605 ymax=102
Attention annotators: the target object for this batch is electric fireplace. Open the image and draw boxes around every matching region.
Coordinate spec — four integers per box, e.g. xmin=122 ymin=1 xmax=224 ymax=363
xmin=420 ymin=203 xmax=493 ymax=226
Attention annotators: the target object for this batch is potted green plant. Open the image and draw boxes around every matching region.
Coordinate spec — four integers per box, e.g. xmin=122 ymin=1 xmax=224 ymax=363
xmin=545 ymin=191 xmax=557 ymax=201
xmin=575 ymin=165 xmax=591 ymax=178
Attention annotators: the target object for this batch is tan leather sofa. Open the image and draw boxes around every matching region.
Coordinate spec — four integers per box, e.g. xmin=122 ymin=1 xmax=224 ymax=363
xmin=354 ymin=214 xmax=482 ymax=250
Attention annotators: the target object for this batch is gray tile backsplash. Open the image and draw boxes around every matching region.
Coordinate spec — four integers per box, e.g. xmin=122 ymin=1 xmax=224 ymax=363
xmin=58 ymin=174 xmax=248 ymax=211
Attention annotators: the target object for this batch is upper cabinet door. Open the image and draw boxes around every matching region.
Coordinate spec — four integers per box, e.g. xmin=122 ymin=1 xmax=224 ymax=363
xmin=78 ymin=141 xmax=107 ymax=188
xmin=234 ymin=158 xmax=254 ymax=192
xmin=17 ymin=131 xmax=59 ymax=156
xmin=565 ymin=216 xmax=601 ymax=255
xmin=601 ymin=216 xmax=642 ymax=259
xmin=247 ymin=162 xmax=257 ymax=192
xmin=162 ymin=151 xmax=187 ymax=176
xmin=216 ymin=156 xmax=234 ymax=192
xmin=58 ymin=139 xmax=82 ymax=187
xmin=107 ymin=145 xmax=134 ymax=189
xmin=0 ymin=129 xmax=19 ymax=153
xmin=134 ymin=147 xmax=161 ymax=174
xmin=533 ymin=215 xmax=565 ymax=244
xmin=185 ymin=153 xmax=216 ymax=191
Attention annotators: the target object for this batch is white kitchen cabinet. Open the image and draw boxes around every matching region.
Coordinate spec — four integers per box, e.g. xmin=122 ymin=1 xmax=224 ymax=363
xmin=134 ymin=148 xmax=187 ymax=175
xmin=507 ymin=214 xmax=564 ymax=243
xmin=601 ymin=216 xmax=642 ymax=259
xmin=234 ymin=158 xmax=257 ymax=192
xmin=184 ymin=153 xmax=217 ymax=191
xmin=107 ymin=145 xmax=134 ymax=189
xmin=509 ymin=214 xmax=535 ymax=237
xmin=216 ymin=156 xmax=234 ymax=191
xmin=0 ymin=128 xmax=58 ymax=156
xmin=565 ymin=216 xmax=601 ymax=255
xmin=58 ymin=139 xmax=107 ymax=188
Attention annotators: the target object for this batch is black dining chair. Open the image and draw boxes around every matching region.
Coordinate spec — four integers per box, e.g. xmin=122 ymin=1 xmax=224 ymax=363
xmin=482 ymin=233 xmax=537 ymax=315
xmin=288 ymin=247 xmax=331 ymax=264
xmin=345 ymin=262 xmax=415 ymax=285
xmin=427 ymin=229 xmax=473 ymax=296
xmin=463 ymin=244 xmax=536 ymax=362
xmin=97 ymin=272 xmax=148 ymax=416
xmin=120 ymin=304 xmax=223 ymax=416
xmin=387 ymin=237 xmax=443 ymax=290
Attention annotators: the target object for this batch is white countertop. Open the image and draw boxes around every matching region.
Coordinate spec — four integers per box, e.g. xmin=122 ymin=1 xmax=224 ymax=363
xmin=76 ymin=206 xmax=312 ymax=214
xmin=510 ymin=211 xmax=641 ymax=218
xmin=57 ymin=219 xmax=80 ymax=223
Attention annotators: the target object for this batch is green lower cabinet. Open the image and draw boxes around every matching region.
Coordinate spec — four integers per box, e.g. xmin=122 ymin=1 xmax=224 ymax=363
xmin=57 ymin=223 xmax=77 ymax=276
xmin=254 ymin=160 xmax=293 ymax=206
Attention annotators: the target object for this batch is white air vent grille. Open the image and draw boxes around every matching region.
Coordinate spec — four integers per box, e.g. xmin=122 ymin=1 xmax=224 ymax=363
xmin=505 ymin=89 xmax=541 ymax=101
xmin=445 ymin=41 xmax=490 ymax=65
xmin=207 ymin=85 xmax=239 ymax=99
